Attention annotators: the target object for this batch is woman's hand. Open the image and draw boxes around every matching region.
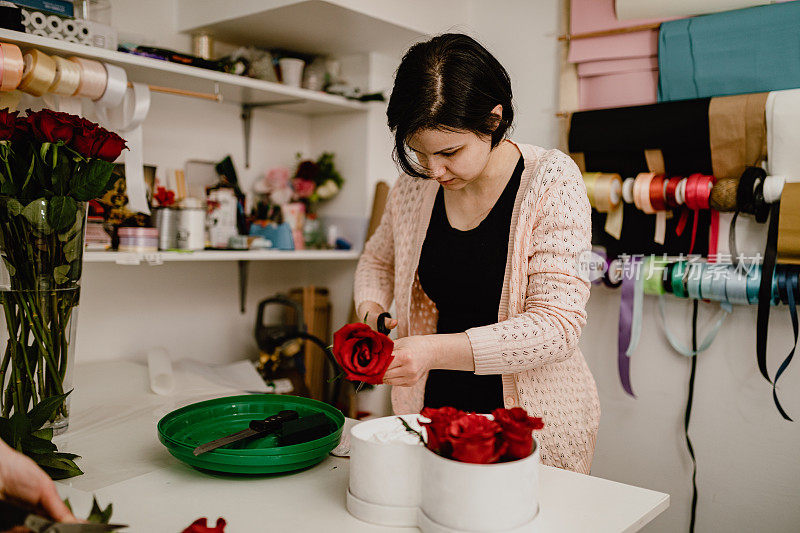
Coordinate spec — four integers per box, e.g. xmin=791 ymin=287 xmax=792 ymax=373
xmin=0 ymin=441 xmax=77 ymax=522
xmin=357 ymin=301 xmax=398 ymax=333
xmin=383 ymin=335 xmax=439 ymax=387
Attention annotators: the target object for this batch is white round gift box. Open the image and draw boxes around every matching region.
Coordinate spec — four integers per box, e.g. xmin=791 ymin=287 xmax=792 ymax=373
xmin=347 ymin=414 xmax=424 ymax=527
xmin=418 ymin=438 xmax=541 ymax=533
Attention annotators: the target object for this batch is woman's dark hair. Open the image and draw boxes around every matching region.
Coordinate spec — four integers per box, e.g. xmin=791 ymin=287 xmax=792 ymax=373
xmin=386 ymin=33 xmax=514 ymax=178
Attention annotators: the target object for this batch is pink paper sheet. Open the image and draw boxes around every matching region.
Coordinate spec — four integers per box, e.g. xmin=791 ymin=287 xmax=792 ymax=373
xmin=578 ymin=69 xmax=658 ymax=110
xmin=577 ymin=57 xmax=659 ymax=77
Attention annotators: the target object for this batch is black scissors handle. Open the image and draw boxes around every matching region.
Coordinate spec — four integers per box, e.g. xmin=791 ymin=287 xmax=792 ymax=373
xmin=376 ymin=312 xmax=393 ymax=335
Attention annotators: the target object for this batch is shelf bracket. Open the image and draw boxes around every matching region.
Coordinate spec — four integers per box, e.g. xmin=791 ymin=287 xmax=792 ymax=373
xmin=241 ymin=100 xmax=306 ymax=168
xmin=237 ymin=260 xmax=249 ymax=314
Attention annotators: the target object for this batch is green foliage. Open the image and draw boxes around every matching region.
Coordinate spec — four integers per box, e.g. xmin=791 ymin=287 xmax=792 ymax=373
xmin=64 ymin=496 xmax=114 ymax=525
xmin=0 ymin=391 xmax=83 ymax=480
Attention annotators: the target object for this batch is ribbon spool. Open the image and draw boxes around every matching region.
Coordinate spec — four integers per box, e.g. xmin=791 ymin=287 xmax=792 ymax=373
xmin=622 ymin=177 xmax=635 ymax=204
xmin=18 ymin=49 xmax=56 ymax=97
xmin=0 ymin=43 xmax=24 ymax=92
xmin=671 ymin=260 xmax=688 ymax=298
xmin=96 ymin=63 xmax=127 ymax=108
xmin=48 ymin=55 xmax=81 ymax=96
xmin=633 ymin=172 xmax=656 ymax=214
xmin=642 ymin=256 xmax=667 ymax=295
xmin=584 ymin=172 xmax=623 ymax=239
xmin=69 ymin=56 xmax=107 ymax=100
xmin=665 ymin=177 xmax=681 ymax=208
xmin=678 ymin=173 xmax=717 ymax=256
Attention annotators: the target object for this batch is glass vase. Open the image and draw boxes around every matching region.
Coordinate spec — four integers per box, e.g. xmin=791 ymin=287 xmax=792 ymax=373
xmin=0 ymin=197 xmax=86 ymax=435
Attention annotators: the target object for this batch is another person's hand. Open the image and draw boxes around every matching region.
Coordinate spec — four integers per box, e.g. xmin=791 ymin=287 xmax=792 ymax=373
xmin=0 ymin=440 xmax=76 ymax=523
xmin=357 ymin=301 xmax=398 ymax=333
xmin=382 ymin=335 xmax=438 ymax=387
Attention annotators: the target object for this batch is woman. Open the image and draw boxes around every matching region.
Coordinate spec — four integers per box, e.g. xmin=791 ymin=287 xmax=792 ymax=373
xmin=354 ymin=33 xmax=600 ymax=474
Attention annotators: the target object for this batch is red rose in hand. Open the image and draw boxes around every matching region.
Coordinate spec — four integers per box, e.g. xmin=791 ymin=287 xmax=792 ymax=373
xmin=447 ymin=414 xmax=506 ymax=464
xmin=420 ymin=406 xmax=464 ymax=454
xmin=25 ymin=108 xmax=75 ymax=144
xmin=181 ymin=518 xmax=226 ymax=533
xmin=492 ymin=407 xmax=543 ymax=460
xmin=92 ymin=129 xmax=127 ymax=161
xmin=0 ymin=108 xmax=19 ymax=140
xmin=332 ymin=323 xmax=394 ymax=385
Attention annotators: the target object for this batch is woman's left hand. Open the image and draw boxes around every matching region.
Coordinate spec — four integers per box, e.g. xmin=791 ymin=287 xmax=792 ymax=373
xmin=382 ymin=335 xmax=439 ymax=387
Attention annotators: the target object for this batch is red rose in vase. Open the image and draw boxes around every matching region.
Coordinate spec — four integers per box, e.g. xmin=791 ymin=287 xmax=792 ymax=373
xmin=447 ymin=413 xmax=506 ymax=464
xmin=0 ymin=109 xmax=19 ymax=140
xmin=292 ymin=177 xmax=315 ymax=199
xmin=492 ymin=407 xmax=544 ymax=460
xmin=332 ymin=323 xmax=394 ymax=385
xmin=71 ymin=122 xmax=100 ymax=158
xmin=92 ymin=129 xmax=127 ymax=161
xmin=420 ymin=406 xmax=464 ymax=454
xmin=26 ymin=108 xmax=75 ymax=144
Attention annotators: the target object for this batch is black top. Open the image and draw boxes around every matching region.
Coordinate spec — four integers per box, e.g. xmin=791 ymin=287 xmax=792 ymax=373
xmin=418 ymin=156 xmax=523 ymax=413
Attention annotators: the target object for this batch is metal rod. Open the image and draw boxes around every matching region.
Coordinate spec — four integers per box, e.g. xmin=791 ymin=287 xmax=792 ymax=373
xmin=558 ymin=22 xmax=662 ymax=42
xmin=127 ymin=81 xmax=223 ymax=102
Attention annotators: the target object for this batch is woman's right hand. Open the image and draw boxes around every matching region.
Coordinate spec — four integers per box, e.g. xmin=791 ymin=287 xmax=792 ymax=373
xmin=357 ymin=301 xmax=398 ymax=333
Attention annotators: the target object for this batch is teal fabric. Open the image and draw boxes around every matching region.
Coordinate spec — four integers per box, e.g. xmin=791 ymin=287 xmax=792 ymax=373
xmin=658 ymin=1 xmax=800 ymax=102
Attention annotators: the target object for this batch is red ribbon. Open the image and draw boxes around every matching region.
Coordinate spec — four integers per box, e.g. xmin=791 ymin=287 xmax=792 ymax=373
xmin=648 ymin=174 xmax=667 ymax=211
xmin=679 ymin=174 xmax=716 ymax=256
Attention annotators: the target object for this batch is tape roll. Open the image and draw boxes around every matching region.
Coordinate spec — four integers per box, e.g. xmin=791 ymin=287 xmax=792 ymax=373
xmin=19 ymin=49 xmax=56 ymax=97
xmin=46 ymin=14 xmax=62 ymax=33
xmin=29 ymin=10 xmax=46 ymax=29
xmin=0 ymin=43 xmax=23 ymax=92
xmin=96 ymin=63 xmax=127 ymax=107
xmin=63 ymin=18 xmax=78 ymax=36
xmin=48 ymin=55 xmax=81 ymax=96
xmin=69 ymin=56 xmax=107 ymax=100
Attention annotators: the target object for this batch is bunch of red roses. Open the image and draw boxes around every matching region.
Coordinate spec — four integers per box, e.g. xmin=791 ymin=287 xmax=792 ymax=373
xmin=0 ymin=108 xmax=126 ymax=162
xmin=419 ymin=406 xmax=543 ymax=464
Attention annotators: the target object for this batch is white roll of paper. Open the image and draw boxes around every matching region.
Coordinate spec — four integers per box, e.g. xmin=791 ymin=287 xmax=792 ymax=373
xmin=615 ymin=0 xmax=774 ymax=20
xmin=45 ymin=14 xmax=62 ymax=33
xmin=147 ymin=347 xmax=175 ymax=395
xmin=29 ymin=10 xmax=46 ymax=29
xmin=147 ymin=347 xmax=174 ymax=395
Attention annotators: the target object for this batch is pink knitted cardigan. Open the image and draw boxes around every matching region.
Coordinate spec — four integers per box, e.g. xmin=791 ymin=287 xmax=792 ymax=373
xmin=354 ymin=142 xmax=601 ymax=474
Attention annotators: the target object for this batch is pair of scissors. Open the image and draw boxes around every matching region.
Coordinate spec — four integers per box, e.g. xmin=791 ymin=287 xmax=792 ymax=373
xmin=0 ymin=499 xmax=127 ymax=532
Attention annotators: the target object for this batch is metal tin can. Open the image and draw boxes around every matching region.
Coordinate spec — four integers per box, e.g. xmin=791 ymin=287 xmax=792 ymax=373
xmin=153 ymin=207 xmax=178 ymax=250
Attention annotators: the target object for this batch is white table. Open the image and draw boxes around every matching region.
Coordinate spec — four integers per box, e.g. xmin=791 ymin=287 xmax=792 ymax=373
xmin=55 ymin=362 xmax=668 ymax=532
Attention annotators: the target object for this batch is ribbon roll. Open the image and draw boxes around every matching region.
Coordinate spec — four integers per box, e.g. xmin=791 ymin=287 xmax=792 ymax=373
xmin=649 ymin=174 xmax=667 ymax=244
xmin=642 ymin=257 xmax=667 ymax=295
xmin=48 ymin=56 xmax=81 ymax=96
xmin=96 ymin=63 xmax=127 ymax=108
xmin=584 ymin=172 xmax=623 ymax=239
xmin=622 ymin=177 xmax=635 ymax=204
xmin=671 ymin=260 xmax=689 ymax=298
xmin=681 ymin=174 xmax=717 ymax=256
xmin=69 ymin=56 xmax=108 ymax=100
xmin=19 ymin=49 xmax=56 ymax=97
xmin=633 ymin=172 xmax=656 ymax=214
xmin=96 ymin=83 xmax=151 ymax=215
xmin=0 ymin=43 xmax=24 ymax=91
xmin=676 ymin=178 xmax=687 ymax=205
xmin=665 ymin=177 xmax=681 ymax=208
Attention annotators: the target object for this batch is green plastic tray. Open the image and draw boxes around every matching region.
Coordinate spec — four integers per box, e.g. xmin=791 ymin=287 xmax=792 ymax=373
xmin=157 ymin=394 xmax=344 ymax=474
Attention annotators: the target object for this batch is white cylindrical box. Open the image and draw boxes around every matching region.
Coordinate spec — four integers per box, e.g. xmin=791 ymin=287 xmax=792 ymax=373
xmin=176 ymin=207 xmax=205 ymax=250
xmin=347 ymin=414 xmax=424 ymax=527
xmin=418 ymin=439 xmax=541 ymax=533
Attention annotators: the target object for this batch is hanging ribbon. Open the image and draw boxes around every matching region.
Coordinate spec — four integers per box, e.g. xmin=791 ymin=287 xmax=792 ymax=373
xmin=756 ymin=202 xmax=780 ymax=386
xmin=618 ymin=256 xmax=643 ymax=397
xmin=680 ymin=174 xmax=716 ymax=256
xmin=96 ymin=63 xmax=127 ymax=108
xmin=96 ymin=83 xmax=151 ymax=214
xmin=772 ymin=266 xmax=798 ymax=421
xmin=685 ymin=299 xmax=699 ymax=533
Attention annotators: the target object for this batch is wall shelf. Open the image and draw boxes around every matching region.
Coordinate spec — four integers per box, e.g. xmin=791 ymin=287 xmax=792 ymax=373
xmin=176 ymin=0 xmax=437 ymax=56
xmin=84 ymin=249 xmax=361 ymax=265
xmin=0 ymin=29 xmax=368 ymax=114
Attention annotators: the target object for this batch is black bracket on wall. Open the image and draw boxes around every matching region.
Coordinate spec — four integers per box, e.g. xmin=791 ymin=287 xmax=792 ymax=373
xmin=241 ymin=100 xmax=305 ymax=168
